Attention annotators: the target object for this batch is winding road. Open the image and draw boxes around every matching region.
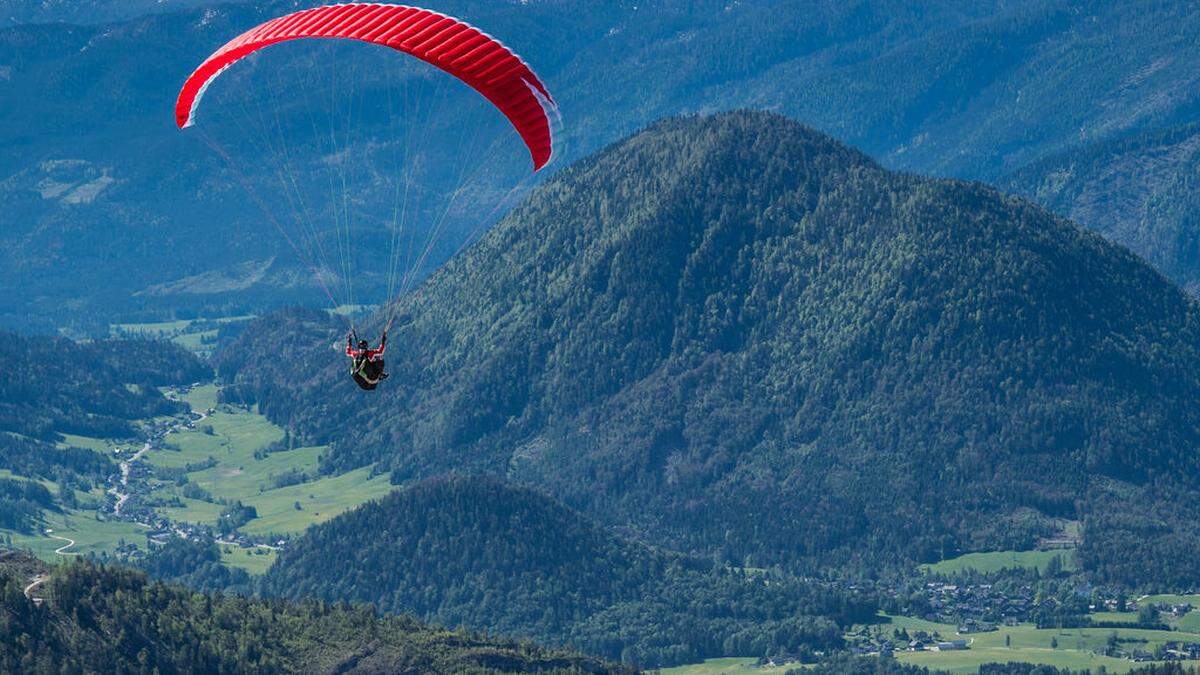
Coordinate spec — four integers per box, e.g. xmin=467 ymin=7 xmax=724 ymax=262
xmin=106 ymin=401 xmax=211 ymax=518
xmin=23 ymin=575 xmax=46 ymax=599
xmin=48 ymin=534 xmax=76 ymax=555
xmin=108 ymin=441 xmax=152 ymax=516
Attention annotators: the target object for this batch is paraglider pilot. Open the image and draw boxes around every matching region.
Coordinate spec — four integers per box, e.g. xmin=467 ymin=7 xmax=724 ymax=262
xmin=347 ymin=330 xmax=388 ymax=390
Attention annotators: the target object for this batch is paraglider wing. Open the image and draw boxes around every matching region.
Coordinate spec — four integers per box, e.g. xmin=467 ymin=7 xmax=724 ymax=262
xmin=175 ymin=3 xmax=556 ymax=170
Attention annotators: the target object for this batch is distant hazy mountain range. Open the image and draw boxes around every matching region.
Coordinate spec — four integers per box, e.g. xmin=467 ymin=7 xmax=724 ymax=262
xmin=3 ymin=1 xmax=1200 ymax=328
xmin=0 ymin=0 xmax=249 ymax=27
xmin=1006 ymin=120 xmax=1200 ymax=295
xmin=220 ymin=112 xmax=1200 ymax=588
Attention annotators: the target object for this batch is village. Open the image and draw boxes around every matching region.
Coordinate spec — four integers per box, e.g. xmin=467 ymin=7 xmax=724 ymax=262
xmin=99 ymin=398 xmax=286 ymax=562
xmin=841 ymin=578 xmax=1200 ymax=667
xmin=59 ymin=383 xmax=1200 ymax=673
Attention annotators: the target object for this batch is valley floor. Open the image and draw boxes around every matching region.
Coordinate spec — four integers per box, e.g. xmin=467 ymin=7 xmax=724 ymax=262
xmin=2 ymin=381 xmax=397 ymax=574
xmin=659 ymin=657 xmax=799 ymax=674
xmin=883 ymin=613 xmax=1200 ymax=674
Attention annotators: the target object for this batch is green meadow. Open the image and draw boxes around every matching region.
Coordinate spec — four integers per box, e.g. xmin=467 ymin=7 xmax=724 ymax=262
xmin=57 ymin=433 xmax=126 ymax=454
xmin=6 ymin=510 xmax=146 ymax=561
xmin=178 ymin=383 xmax=220 ymax=413
xmin=149 ymin=395 xmax=396 ymax=539
xmin=660 ymin=657 xmax=797 ymax=674
xmin=1180 ymin=613 xmax=1200 ymax=633
xmin=112 ymin=316 xmax=253 ymax=356
xmin=882 ymin=614 xmax=1200 ymax=674
xmin=218 ymin=543 xmax=277 ymax=575
xmin=920 ymin=549 xmax=1078 ymax=575
xmin=4 ymin=383 xmax=396 ymax=566
xmin=898 ymin=645 xmax=1141 ymax=674
xmin=239 ymin=466 xmax=394 ymax=536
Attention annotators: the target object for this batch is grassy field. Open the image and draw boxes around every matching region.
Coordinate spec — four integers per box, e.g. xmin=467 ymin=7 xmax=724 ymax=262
xmin=149 ymin=396 xmax=397 ymax=537
xmin=183 ymin=445 xmax=323 ymax=504
xmin=898 ymin=645 xmax=1141 ymax=673
xmin=920 ymin=549 xmax=1078 ymax=575
xmin=239 ymin=466 xmax=395 ymax=536
xmin=1090 ymin=611 xmax=1138 ymax=623
xmin=148 ymin=407 xmax=284 ymax=470
xmin=1180 ymin=613 xmax=1200 ymax=633
xmin=0 ymin=470 xmax=57 ymax=493
xmin=157 ymin=497 xmax=224 ymax=526
xmin=178 ymin=383 xmax=220 ymax=413
xmin=171 ymin=330 xmax=218 ymax=352
xmin=218 ymin=543 xmax=277 ymax=575
xmin=57 ymin=433 xmax=126 ymax=454
xmin=161 ymin=464 xmax=395 ymax=536
xmin=113 ymin=319 xmax=194 ymax=335
xmin=1086 ymin=595 xmax=1200 ymax=632
xmin=112 ymin=316 xmax=253 ymax=356
xmin=882 ymin=614 xmax=1200 ymax=674
xmin=7 ymin=510 xmax=146 ymax=560
xmin=5 ymin=382 xmax=397 ymax=566
xmin=1141 ymin=594 xmax=1200 ymax=607
xmin=1136 ymin=594 xmax=1200 ymax=633
xmin=660 ymin=657 xmax=798 ymax=674
xmin=330 ymin=304 xmax=378 ymax=316
xmin=883 ymin=614 xmax=958 ymax=634
xmin=113 ymin=316 xmax=254 ymax=335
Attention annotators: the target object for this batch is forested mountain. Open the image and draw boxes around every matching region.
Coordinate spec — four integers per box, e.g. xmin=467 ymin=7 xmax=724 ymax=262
xmin=0 ymin=553 xmax=627 ymax=674
xmin=262 ymin=475 xmax=876 ymax=667
xmin=220 ymin=112 xmax=1200 ymax=587
xmin=5 ymin=1 xmax=1200 ymax=328
xmin=1005 ymin=121 xmax=1200 ymax=294
xmin=0 ymin=331 xmax=209 ymax=442
xmin=0 ymin=0 xmax=245 ymax=27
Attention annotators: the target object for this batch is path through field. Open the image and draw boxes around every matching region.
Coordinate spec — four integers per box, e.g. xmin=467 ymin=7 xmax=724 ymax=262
xmin=48 ymin=534 xmax=76 ymax=555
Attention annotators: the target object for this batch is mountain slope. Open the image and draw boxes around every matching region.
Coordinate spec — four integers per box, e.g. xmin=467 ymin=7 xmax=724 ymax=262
xmin=0 ymin=1 xmax=246 ymax=27
xmin=262 ymin=475 xmax=873 ymax=667
xmin=0 ymin=553 xmax=627 ymax=674
xmin=220 ymin=111 xmax=1200 ymax=586
xmin=7 ymin=2 xmax=1200 ymax=324
xmin=1005 ymin=121 xmax=1200 ymax=294
xmin=0 ymin=331 xmax=209 ymax=441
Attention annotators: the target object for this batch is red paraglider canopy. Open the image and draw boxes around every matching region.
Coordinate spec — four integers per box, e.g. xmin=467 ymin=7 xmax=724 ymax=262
xmin=175 ymin=3 xmax=557 ymax=170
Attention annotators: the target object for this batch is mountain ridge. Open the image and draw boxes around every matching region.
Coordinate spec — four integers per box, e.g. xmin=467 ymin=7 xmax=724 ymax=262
xmin=0 ymin=552 xmax=629 ymax=674
xmin=220 ymin=111 xmax=1200 ymax=586
xmin=261 ymin=474 xmax=875 ymax=667
xmin=7 ymin=2 xmax=1200 ymax=326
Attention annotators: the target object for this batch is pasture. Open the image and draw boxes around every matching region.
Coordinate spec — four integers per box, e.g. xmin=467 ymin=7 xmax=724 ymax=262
xmin=921 ymin=549 xmax=1078 ymax=575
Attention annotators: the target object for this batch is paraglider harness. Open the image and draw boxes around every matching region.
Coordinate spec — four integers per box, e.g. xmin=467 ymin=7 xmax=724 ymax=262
xmin=347 ymin=330 xmax=387 ymax=391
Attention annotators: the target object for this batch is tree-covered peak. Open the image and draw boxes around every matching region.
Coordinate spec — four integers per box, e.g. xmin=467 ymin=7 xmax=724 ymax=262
xmin=224 ymin=111 xmax=1200 ymax=586
xmin=263 ymin=474 xmax=877 ymax=667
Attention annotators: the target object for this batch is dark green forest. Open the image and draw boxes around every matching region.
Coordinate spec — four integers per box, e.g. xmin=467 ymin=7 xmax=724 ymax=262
xmin=219 ymin=111 xmax=1200 ymax=587
xmin=0 ymin=554 xmax=628 ymax=674
xmin=261 ymin=475 xmax=875 ymax=668
xmin=0 ymin=332 xmax=209 ymax=442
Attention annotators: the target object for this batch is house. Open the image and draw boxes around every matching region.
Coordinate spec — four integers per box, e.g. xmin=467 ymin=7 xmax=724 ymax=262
xmin=957 ymin=620 xmax=996 ymax=634
xmin=934 ymin=641 xmax=968 ymax=651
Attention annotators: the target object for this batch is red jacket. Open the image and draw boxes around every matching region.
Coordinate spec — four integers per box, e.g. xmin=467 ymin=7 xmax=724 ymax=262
xmin=346 ymin=334 xmax=386 ymax=361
